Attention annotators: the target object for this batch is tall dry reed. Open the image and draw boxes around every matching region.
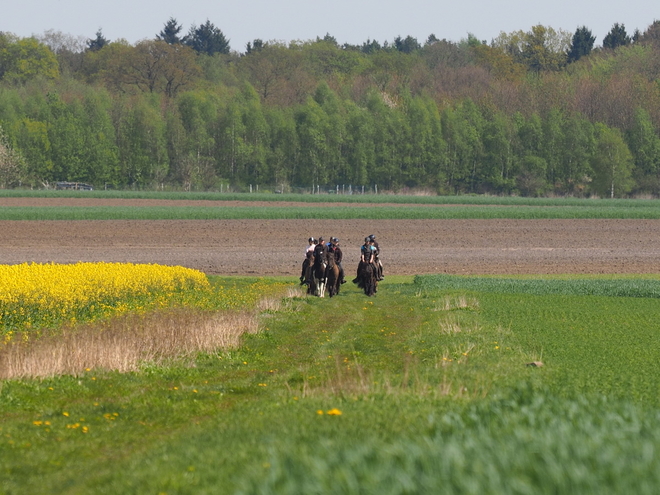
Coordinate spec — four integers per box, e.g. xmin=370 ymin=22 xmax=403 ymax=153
xmin=0 ymin=308 xmax=258 ymax=379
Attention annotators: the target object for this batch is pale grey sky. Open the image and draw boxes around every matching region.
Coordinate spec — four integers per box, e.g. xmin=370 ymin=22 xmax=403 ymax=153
xmin=2 ymin=0 xmax=657 ymax=52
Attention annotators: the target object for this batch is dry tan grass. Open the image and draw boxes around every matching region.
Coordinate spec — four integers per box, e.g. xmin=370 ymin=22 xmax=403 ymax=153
xmin=434 ymin=295 xmax=479 ymax=312
xmin=0 ymin=308 xmax=258 ymax=379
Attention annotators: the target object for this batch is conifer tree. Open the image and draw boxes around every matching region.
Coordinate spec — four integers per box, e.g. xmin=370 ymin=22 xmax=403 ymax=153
xmin=185 ymin=20 xmax=230 ymax=55
xmin=603 ymin=23 xmax=630 ymax=49
xmin=157 ymin=18 xmax=184 ymax=45
xmin=567 ymin=26 xmax=596 ymax=63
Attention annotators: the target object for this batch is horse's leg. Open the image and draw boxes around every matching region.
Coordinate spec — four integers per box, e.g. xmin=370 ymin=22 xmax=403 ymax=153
xmin=319 ymin=263 xmax=328 ymax=297
xmin=328 ymin=267 xmax=338 ymax=297
xmin=300 ymin=259 xmax=308 ymax=284
xmin=365 ymin=265 xmax=376 ymax=296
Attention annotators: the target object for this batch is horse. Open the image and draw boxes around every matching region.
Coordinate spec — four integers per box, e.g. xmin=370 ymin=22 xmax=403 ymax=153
xmin=355 ymin=261 xmax=378 ymax=296
xmin=311 ymin=253 xmax=328 ymax=297
xmin=303 ymin=256 xmax=316 ymax=295
xmin=325 ymin=251 xmax=340 ymax=297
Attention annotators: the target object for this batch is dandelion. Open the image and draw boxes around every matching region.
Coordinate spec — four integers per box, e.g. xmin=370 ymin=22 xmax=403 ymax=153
xmin=327 ymin=408 xmax=342 ymax=416
xmin=316 ymin=410 xmax=324 ymax=415
xmin=62 ymin=412 xmax=69 ymax=417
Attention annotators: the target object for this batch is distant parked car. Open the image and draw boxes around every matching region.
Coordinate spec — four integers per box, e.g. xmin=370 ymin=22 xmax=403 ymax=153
xmin=55 ymin=181 xmax=94 ymax=191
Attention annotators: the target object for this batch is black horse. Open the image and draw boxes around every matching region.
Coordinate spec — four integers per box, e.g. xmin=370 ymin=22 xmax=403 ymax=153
xmin=355 ymin=261 xmax=378 ymax=296
xmin=310 ymin=254 xmax=328 ymax=297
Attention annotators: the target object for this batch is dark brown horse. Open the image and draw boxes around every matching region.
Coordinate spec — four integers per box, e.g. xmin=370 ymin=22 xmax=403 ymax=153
xmin=355 ymin=261 xmax=378 ymax=296
xmin=325 ymin=251 xmax=340 ymax=297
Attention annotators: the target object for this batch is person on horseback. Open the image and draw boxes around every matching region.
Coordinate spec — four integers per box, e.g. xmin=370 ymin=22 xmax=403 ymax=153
xmin=300 ymin=237 xmax=316 ymax=285
xmin=353 ymin=237 xmax=376 ymax=283
xmin=369 ymin=234 xmax=384 ymax=280
xmin=329 ymin=237 xmax=345 ymax=285
xmin=314 ymin=236 xmax=329 ymax=265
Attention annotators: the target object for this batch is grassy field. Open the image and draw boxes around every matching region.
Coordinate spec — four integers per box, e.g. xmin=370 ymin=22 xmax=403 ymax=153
xmin=2 ymin=188 xmax=660 ymax=207
xmin=3 ymin=189 xmax=660 ymax=220
xmin=4 ymin=204 xmax=660 ymax=220
xmin=2 ymin=274 xmax=660 ymax=493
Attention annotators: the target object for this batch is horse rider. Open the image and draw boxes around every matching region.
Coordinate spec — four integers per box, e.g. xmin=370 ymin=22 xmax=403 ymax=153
xmin=314 ymin=236 xmax=329 ymax=265
xmin=329 ymin=237 xmax=346 ymax=284
xmin=353 ymin=236 xmax=376 ymax=283
xmin=369 ymin=234 xmax=384 ymax=280
xmin=300 ymin=237 xmax=317 ymax=285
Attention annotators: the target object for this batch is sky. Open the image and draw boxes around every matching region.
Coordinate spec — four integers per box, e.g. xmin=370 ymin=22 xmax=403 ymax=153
xmin=3 ymin=0 xmax=657 ymax=52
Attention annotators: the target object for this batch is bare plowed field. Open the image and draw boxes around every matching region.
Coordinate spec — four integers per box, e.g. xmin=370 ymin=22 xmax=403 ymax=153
xmin=2 ymin=198 xmax=660 ymax=275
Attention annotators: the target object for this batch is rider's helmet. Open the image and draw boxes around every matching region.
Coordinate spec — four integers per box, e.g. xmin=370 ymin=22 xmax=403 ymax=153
xmin=318 ymin=236 xmax=324 ymax=243
xmin=364 ymin=237 xmax=370 ymax=244
xmin=332 ymin=237 xmax=339 ymax=243
xmin=308 ymin=237 xmax=316 ymax=243
xmin=369 ymin=234 xmax=375 ymax=240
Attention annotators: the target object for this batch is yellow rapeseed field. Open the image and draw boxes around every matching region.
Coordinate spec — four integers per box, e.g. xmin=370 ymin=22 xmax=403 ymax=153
xmin=0 ymin=262 xmax=210 ymax=336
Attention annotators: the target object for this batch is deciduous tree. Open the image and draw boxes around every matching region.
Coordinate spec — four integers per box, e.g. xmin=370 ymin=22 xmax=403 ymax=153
xmin=0 ymin=125 xmax=24 ymax=187
xmin=590 ymin=123 xmax=634 ymax=197
xmin=0 ymin=34 xmax=59 ymax=82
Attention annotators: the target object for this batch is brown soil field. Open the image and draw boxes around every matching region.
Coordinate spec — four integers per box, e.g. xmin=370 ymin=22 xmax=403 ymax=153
xmin=2 ymin=198 xmax=660 ymax=276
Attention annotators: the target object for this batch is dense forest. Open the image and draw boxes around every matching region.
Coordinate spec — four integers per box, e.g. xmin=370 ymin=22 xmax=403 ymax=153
xmin=1 ymin=19 xmax=660 ymax=196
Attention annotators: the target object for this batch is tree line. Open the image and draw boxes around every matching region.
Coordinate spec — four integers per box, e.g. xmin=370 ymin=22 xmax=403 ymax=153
xmin=0 ymin=19 xmax=659 ymax=196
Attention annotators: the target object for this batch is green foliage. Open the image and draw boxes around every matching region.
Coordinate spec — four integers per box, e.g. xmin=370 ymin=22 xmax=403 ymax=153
xmin=492 ymin=25 xmax=571 ymax=72
xmin=0 ymin=124 xmax=25 ymax=187
xmin=2 ymin=22 xmax=660 ymax=195
xmin=591 ymin=123 xmax=635 ymax=198
xmin=0 ymin=34 xmax=59 ymax=83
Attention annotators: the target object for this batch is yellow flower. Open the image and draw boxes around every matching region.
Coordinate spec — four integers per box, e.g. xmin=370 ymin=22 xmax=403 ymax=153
xmin=326 ymin=408 xmax=342 ymax=416
xmin=316 ymin=410 xmax=324 ymax=415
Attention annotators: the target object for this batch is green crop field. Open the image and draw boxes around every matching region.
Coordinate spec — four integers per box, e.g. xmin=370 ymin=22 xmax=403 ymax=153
xmin=3 ymin=190 xmax=660 ymax=219
xmin=2 ymin=273 xmax=660 ymax=494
